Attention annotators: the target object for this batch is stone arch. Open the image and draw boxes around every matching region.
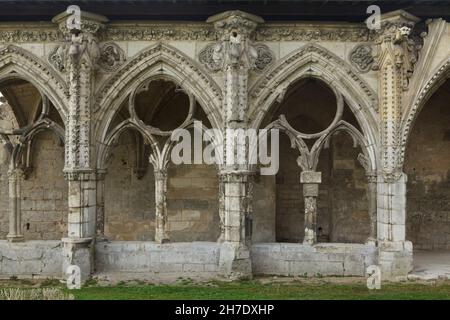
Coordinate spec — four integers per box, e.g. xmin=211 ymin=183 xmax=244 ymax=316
xmin=248 ymin=44 xmax=379 ymax=166
xmin=94 ymin=43 xmax=223 ymax=148
xmin=0 ymin=45 xmax=68 ymax=120
xmin=400 ymin=57 xmax=450 ymax=166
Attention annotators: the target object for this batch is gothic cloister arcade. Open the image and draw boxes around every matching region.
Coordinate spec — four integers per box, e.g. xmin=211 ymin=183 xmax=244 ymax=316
xmin=0 ymin=6 xmax=449 ymax=281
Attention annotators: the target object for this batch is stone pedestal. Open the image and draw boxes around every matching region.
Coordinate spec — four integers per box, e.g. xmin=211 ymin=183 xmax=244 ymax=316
xmin=219 ymin=241 xmax=252 ymax=280
xmin=218 ymin=171 xmax=252 ymax=279
xmin=62 ymin=237 xmax=94 ymax=282
xmin=377 ymin=173 xmax=413 ymax=279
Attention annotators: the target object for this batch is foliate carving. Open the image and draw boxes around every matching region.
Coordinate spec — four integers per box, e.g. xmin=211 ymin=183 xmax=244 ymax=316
xmin=98 ymin=42 xmax=125 ymax=72
xmin=256 ymin=26 xmax=375 ymax=42
xmin=349 ymin=44 xmax=374 ymax=73
xmin=49 ymin=44 xmax=67 ymax=72
xmin=0 ymin=24 xmax=375 ymax=44
xmin=253 ymin=44 xmax=274 ymax=72
xmin=0 ymin=29 xmax=62 ymax=43
xmin=105 ymin=25 xmax=216 ymax=41
xmin=199 ymin=41 xmax=274 ymax=73
xmin=199 ymin=43 xmax=224 ymax=72
xmin=49 ymin=40 xmax=125 ymax=73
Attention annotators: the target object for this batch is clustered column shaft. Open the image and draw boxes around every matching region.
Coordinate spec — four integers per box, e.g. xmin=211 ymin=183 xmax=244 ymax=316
xmin=300 ymin=171 xmax=321 ymax=245
xmin=154 ymin=169 xmax=169 ymax=244
xmin=7 ymin=168 xmax=24 ymax=242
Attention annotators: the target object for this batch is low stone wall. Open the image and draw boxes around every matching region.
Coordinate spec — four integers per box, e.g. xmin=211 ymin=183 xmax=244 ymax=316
xmin=251 ymin=243 xmax=377 ymax=277
xmin=0 ymin=240 xmax=62 ymax=278
xmin=95 ymin=241 xmax=221 ymax=276
xmin=0 ymin=240 xmax=379 ymax=279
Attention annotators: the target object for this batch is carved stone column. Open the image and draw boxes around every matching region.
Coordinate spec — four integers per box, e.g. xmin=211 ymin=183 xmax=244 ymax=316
xmin=95 ymin=169 xmax=107 ymax=239
xmin=206 ymin=10 xmax=265 ymax=279
xmin=7 ymin=168 xmax=24 ymax=242
xmin=154 ymin=169 xmax=169 ymax=244
xmin=367 ymin=173 xmax=377 ymax=243
xmin=52 ymin=10 xmax=108 ymax=281
xmin=373 ymin=10 xmax=419 ymax=279
xmin=300 ymin=171 xmax=321 ymax=245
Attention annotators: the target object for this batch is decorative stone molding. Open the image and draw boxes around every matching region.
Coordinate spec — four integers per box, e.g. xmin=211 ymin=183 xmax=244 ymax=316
xmin=0 ymin=23 xmax=374 ymax=44
xmin=256 ymin=25 xmax=375 ymax=42
xmin=105 ymin=24 xmax=216 ymax=41
xmin=349 ymin=44 xmax=374 ymax=73
xmin=0 ymin=28 xmax=61 ymax=43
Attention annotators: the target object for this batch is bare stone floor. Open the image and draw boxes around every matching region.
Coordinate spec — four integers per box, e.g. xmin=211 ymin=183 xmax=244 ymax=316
xmin=408 ymin=250 xmax=450 ymax=281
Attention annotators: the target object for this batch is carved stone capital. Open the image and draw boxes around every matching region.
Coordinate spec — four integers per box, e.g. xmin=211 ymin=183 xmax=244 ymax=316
xmin=373 ymin=10 xmax=423 ymax=88
xmin=202 ymin=11 xmax=272 ymax=72
xmin=207 ymin=10 xmax=263 ymax=40
xmin=7 ymin=168 xmax=25 ymax=182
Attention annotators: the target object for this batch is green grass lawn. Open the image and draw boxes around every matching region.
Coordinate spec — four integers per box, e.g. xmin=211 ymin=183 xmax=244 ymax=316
xmin=70 ymin=279 xmax=450 ymax=300
xmin=1 ymin=278 xmax=450 ymax=300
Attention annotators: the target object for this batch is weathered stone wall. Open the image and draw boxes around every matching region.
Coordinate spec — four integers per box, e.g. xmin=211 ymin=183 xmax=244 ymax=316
xmin=0 ymin=240 xmax=62 ymax=278
xmin=405 ymin=80 xmax=450 ymax=250
xmin=251 ymin=243 xmax=377 ymax=276
xmin=167 ymin=164 xmax=220 ymax=242
xmin=104 ymin=131 xmax=156 ymax=241
xmin=95 ymin=241 xmax=220 ymax=276
xmin=22 ymin=131 xmax=67 ymax=240
xmin=252 ymin=175 xmax=276 ymax=243
xmin=328 ymin=134 xmax=370 ymax=243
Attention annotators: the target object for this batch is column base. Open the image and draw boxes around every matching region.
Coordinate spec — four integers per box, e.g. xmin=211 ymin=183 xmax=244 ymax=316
xmin=62 ymin=237 xmax=94 ymax=283
xmin=219 ymin=242 xmax=252 ymax=280
xmin=378 ymin=240 xmax=413 ymax=280
xmin=6 ymin=234 xmax=24 ymax=243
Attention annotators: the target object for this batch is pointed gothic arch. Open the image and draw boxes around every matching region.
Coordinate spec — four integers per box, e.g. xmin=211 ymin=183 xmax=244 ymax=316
xmin=0 ymin=45 xmax=68 ymax=120
xmin=400 ymin=57 xmax=450 ymax=167
xmin=94 ymin=43 xmax=223 ymax=150
xmin=248 ymin=44 xmax=379 ymax=167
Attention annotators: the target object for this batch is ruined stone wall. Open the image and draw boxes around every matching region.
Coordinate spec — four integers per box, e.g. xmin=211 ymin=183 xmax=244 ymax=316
xmin=21 ymin=131 xmax=67 ymax=240
xmin=405 ymin=81 xmax=450 ymax=250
